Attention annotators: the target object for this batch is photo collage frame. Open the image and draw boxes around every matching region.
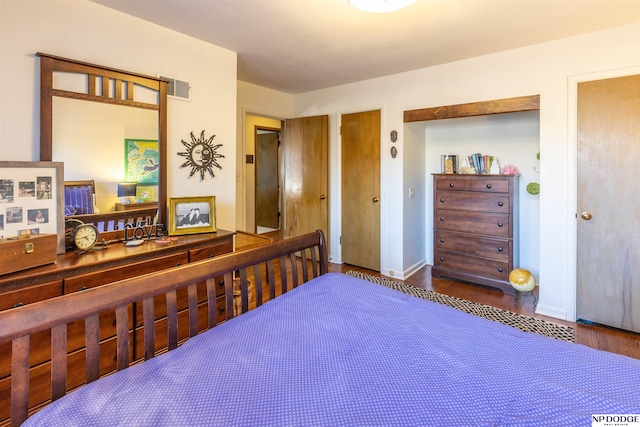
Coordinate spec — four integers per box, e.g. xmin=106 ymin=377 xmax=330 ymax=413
xmin=0 ymin=162 xmax=65 ymax=253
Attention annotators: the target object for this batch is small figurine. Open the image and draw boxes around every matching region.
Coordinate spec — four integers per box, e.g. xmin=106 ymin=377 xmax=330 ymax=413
xmin=490 ymin=157 xmax=501 ymax=175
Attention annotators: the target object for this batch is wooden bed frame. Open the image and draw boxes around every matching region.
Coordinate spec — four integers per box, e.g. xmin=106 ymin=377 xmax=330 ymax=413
xmin=0 ymin=230 xmax=328 ymax=426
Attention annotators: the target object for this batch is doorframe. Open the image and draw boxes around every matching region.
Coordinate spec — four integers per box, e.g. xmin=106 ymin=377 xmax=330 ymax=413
xmin=567 ymin=65 xmax=640 ymax=322
xmin=254 ymin=125 xmax=281 ymax=233
xmin=239 ymin=109 xmax=286 ymax=233
xmin=334 ymin=104 xmax=387 ymax=273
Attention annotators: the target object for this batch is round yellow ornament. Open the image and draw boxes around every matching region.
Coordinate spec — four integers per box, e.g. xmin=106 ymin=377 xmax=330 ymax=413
xmin=509 ymin=268 xmax=536 ymax=292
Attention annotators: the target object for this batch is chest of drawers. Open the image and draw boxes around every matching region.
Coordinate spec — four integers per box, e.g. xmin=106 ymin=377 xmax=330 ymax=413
xmin=432 ymin=174 xmax=519 ymax=295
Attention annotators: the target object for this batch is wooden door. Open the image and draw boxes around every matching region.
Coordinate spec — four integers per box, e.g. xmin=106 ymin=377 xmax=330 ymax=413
xmin=255 ymin=129 xmax=280 ymax=231
xmin=577 ymin=74 xmax=640 ymax=333
xmin=283 ymin=115 xmax=328 ymax=239
xmin=341 ymin=110 xmax=381 ymax=270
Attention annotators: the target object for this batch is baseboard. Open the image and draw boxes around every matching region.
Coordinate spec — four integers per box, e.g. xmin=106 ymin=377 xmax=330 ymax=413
xmin=535 ymin=303 xmax=568 ymax=321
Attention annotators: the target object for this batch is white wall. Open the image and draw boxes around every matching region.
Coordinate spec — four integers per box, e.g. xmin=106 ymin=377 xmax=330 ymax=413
xmin=402 ymin=121 xmax=427 ymax=278
xmin=0 ymin=0 xmax=238 ymax=230
xmin=288 ymin=23 xmax=640 ymax=321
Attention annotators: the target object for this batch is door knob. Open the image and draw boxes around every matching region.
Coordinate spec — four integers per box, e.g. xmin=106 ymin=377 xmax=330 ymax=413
xmin=320 ymin=194 xmax=326 ymax=200
xmin=372 ymin=197 xmax=379 ymax=203
xmin=581 ymin=212 xmax=592 ymax=220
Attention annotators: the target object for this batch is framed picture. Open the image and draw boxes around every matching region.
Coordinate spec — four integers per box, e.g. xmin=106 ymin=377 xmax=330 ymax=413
xmin=0 ymin=161 xmax=65 ymax=253
xmin=136 ymin=185 xmax=156 ymax=202
xmin=124 ymin=139 xmax=159 ymax=185
xmin=169 ymin=196 xmax=216 ymax=236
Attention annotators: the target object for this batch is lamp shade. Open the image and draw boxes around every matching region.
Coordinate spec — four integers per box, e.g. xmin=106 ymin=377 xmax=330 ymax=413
xmin=117 ymin=183 xmax=137 ymax=198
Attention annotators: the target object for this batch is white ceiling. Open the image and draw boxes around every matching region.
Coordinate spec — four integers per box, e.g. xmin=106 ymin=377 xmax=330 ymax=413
xmin=90 ymin=0 xmax=640 ymax=94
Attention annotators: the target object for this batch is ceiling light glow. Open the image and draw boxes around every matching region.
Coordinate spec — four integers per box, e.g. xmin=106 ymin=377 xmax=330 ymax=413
xmin=348 ymin=0 xmax=416 ymax=13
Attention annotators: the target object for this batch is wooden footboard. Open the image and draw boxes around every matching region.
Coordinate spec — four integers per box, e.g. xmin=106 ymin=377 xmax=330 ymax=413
xmin=0 ymin=230 xmax=327 ymax=426
xmin=67 ymin=207 xmax=158 ymax=233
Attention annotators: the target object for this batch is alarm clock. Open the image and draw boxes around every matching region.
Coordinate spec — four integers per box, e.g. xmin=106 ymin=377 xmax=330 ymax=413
xmin=70 ymin=223 xmax=99 ymax=252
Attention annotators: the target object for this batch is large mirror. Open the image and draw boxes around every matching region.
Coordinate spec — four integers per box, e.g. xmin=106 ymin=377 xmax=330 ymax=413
xmin=38 ymin=53 xmax=167 ymax=225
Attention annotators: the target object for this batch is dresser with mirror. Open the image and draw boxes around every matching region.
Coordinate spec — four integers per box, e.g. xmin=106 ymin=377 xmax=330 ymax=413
xmin=0 ymin=54 xmax=237 ymax=422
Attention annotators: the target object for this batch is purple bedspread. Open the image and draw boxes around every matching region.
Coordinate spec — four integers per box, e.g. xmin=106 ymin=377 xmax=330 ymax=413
xmin=24 ymin=273 xmax=640 ymax=426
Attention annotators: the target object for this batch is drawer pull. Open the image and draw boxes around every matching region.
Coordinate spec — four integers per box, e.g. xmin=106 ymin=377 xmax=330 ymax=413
xmin=440 ymin=217 xmax=445 ymax=222
xmin=497 ymin=223 xmax=503 ymax=227
xmin=440 ymin=198 xmax=445 ymax=203
xmin=486 ymin=184 xmax=492 ymax=189
xmin=78 ymin=286 xmax=88 ymax=292
xmin=498 ymin=201 xmax=503 ymax=206
xmin=208 ymin=254 xmax=215 ymax=258
xmin=175 ymin=263 xmax=182 ymax=267
xmin=13 ymin=302 xmax=24 ymax=308
xmin=498 ymin=247 xmax=503 ymax=252
xmin=498 ymin=268 xmax=503 ymax=273
xmin=440 ymin=238 xmax=445 ymax=243
xmin=449 ymin=183 xmax=454 ymax=187
xmin=219 ymin=306 xmax=225 ymax=313
xmin=439 ymin=257 xmax=445 ymax=262
xmin=219 ymin=280 xmax=224 ymax=287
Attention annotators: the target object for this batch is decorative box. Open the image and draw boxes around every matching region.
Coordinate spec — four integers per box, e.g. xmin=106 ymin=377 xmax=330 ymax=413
xmin=441 ymin=155 xmax=459 ymax=174
xmin=0 ymin=234 xmax=57 ymax=276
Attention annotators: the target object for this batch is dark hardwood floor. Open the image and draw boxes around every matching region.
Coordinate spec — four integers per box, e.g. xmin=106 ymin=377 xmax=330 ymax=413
xmin=260 ymin=230 xmax=640 ymax=360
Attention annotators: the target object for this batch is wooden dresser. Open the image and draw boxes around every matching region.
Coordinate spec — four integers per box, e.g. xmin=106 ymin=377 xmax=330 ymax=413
xmin=0 ymin=230 xmax=236 ymax=424
xmin=115 ymin=201 xmax=159 ymax=211
xmin=432 ymin=174 xmax=519 ymax=295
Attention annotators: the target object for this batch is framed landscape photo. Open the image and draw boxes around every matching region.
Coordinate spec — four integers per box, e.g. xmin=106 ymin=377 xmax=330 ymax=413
xmin=169 ymin=195 xmax=216 ymax=236
xmin=0 ymin=161 xmax=65 ymax=253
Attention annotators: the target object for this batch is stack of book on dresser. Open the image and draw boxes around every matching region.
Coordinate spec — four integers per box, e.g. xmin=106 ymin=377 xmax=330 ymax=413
xmin=467 ymin=153 xmax=497 ymax=174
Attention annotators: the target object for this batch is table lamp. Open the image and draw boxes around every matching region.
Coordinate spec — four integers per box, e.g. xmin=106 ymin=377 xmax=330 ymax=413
xmin=117 ymin=183 xmax=137 ymax=204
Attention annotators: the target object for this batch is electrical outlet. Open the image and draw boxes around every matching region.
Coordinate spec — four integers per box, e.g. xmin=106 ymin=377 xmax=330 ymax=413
xmin=389 ymin=270 xmax=395 ymax=276
xmin=409 ymin=187 xmax=415 ymax=198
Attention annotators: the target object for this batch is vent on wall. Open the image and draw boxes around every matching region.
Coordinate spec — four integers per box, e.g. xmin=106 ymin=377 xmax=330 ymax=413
xmin=159 ymin=75 xmax=191 ymax=101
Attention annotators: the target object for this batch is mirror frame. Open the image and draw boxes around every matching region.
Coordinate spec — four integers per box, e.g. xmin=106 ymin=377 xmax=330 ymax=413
xmin=37 ymin=52 xmax=168 ymax=225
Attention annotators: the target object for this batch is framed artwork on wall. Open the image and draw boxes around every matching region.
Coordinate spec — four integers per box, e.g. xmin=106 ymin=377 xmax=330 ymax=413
xmin=169 ymin=195 xmax=216 ymax=236
xmin=0 ymin=161 xmax=65 ymax=253
xmin=136 ymin=186 xmax=156 ymax=202
xmin=124 ymin=139 xmax=159 ymax=184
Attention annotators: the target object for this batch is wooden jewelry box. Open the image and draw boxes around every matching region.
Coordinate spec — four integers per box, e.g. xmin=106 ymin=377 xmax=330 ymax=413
xmin=0 ymin=234 xmax=57 ymax=276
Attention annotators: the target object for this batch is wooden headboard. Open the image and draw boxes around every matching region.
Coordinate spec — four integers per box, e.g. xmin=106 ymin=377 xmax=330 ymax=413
xmin=63 ymin=180 xmax=95 ymax=195
xmin=63 ymin=180 xmax=96 ymax=216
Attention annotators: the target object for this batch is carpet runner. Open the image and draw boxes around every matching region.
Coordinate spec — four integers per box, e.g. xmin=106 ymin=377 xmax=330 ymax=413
xmin=345 ymin=270 xmax=574 ymax=342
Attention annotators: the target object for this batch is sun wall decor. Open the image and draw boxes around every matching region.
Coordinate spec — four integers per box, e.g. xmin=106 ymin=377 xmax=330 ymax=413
xmin=177 ymin=130 xmax=225 ymax=180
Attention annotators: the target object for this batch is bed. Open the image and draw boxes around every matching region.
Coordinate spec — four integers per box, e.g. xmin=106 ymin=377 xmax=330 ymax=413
xmin=1 ymin=230 xmax=639 ymax=426
xmin=64 ymin=180 xmax=157 ymax=234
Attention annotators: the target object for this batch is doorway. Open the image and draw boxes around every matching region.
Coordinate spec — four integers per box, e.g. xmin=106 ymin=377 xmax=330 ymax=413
xmin=255 ymin=127 xmax=280 ymax=234
xmin=244 ymin=114 xmax=327 ymax=239
xmin=341 ymin=109 xmax=381 ymax=271
xmin=243 ymin=115 xmax=283 ymax=235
